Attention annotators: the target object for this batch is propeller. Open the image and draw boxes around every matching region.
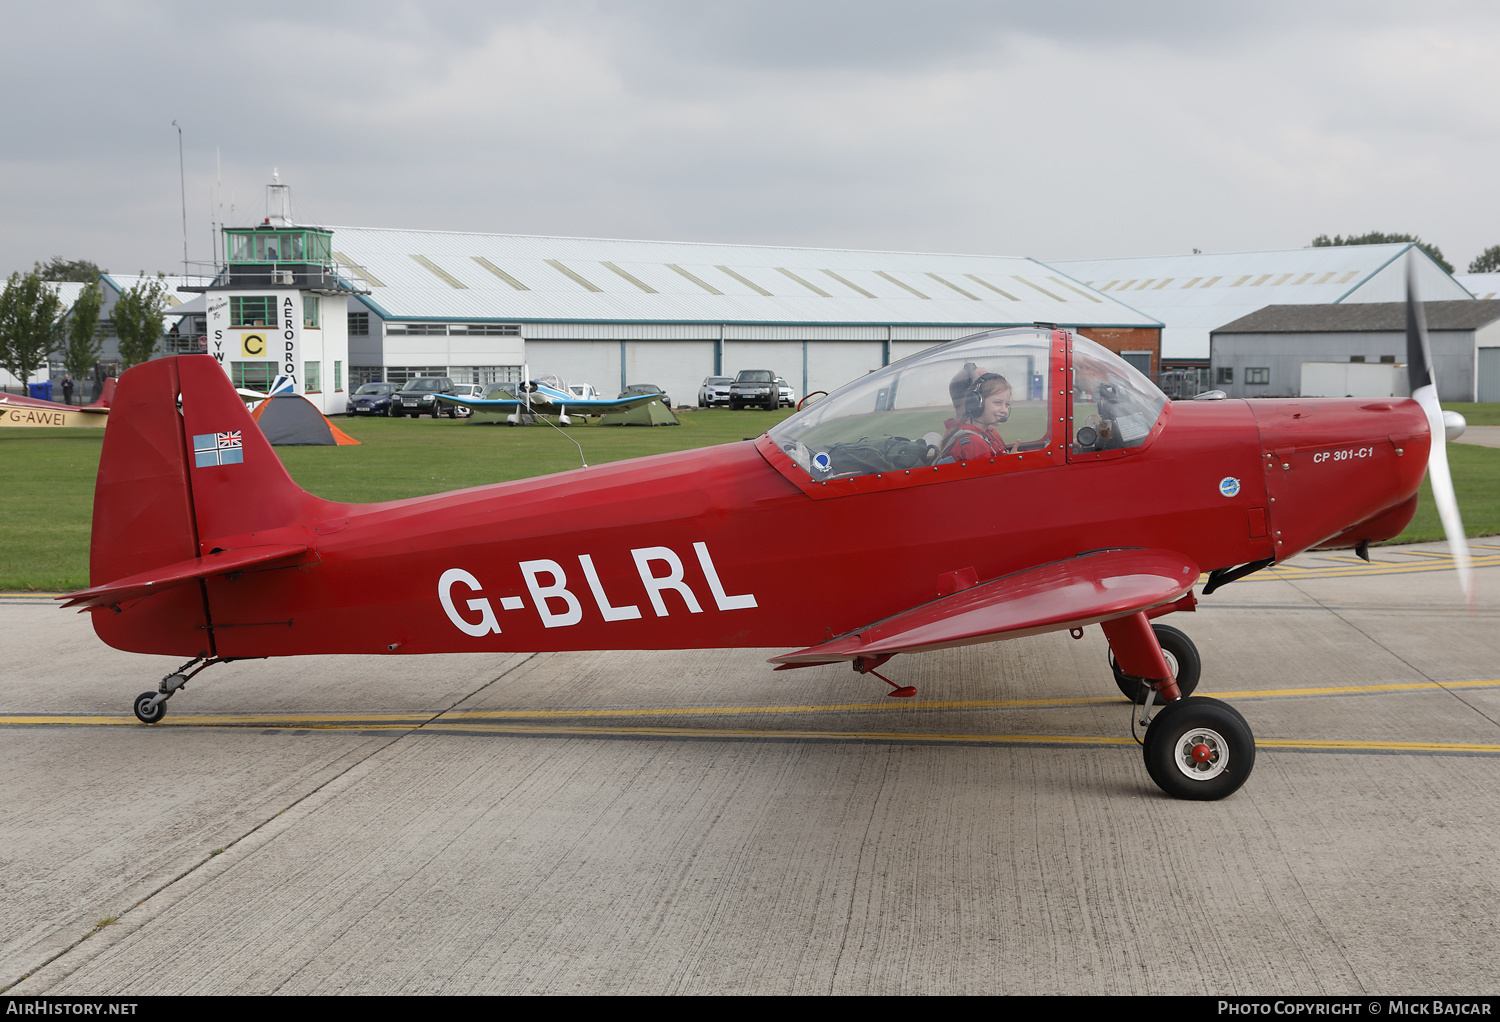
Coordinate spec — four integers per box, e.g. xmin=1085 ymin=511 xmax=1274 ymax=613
xmin=1406 ymin=260 xmax=1474 ymax=604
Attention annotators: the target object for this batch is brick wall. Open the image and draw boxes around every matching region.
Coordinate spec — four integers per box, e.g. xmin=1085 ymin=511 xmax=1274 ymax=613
xmin=1076 ymin=327 xmax=1161 ymax=375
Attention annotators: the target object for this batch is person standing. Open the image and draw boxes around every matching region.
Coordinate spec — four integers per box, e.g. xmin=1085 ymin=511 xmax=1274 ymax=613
xmin=61 ymin=373 xmax=74 ymax=405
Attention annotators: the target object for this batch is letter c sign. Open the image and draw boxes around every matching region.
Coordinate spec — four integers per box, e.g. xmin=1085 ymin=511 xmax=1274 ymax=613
xmin=241 ymin=333 xmax=266 ymax=357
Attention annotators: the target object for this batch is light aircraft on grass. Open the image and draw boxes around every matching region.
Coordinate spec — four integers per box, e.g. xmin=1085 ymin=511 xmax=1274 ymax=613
xmin=61 ymin=266 xmax=1470 ymax=800
xmin=0 ymin=379 xmax=115 ymax=428
xmin=439 ymin=366 xmax=668 ymax=425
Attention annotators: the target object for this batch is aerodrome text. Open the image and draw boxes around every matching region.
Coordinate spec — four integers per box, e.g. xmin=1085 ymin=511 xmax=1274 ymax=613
xmin=438 ymin=542 xmax=756 ymax=635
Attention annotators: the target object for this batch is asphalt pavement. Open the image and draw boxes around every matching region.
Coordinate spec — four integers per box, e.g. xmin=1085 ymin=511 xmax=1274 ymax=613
xmin=2 ymin=540 xmax=1498 ymax=995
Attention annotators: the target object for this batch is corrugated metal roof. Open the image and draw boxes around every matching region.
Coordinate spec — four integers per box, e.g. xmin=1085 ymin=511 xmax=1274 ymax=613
xmin=101 ymin=273 xmax=210 ymax=308
xmin=1054 ymin=244 xmax=1472 ymax=359
xmin=42 ymin=281 xmax=88 ymax=311
xmin=1211 ymin=301 xmax=1500 ymax=334
xmin=322 ymin=226 xmax=1160 ymax=329
xmin=1456 ymin=273 xmax=1500 ymax=300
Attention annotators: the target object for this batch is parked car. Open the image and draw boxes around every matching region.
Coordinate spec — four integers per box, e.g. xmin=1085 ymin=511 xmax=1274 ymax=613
xmin=619 ymin=383 xmax=671 ymax=408
xmin=568 ymin=383 xmax=600 ymax=401
xmin=775 ymin=377 xmax=796 ymax=408
xmin=729 ymin=369 xmax=779 ymax=410
xmin=448 ymin=383 xmax=483 ymax=417
xmin=393 ymin=376 xmax=457 ymax=418
xmin=346 ymin=381 xmax=398 ymax=416
xmin=698 ymin=376 xmax=732 ymax=407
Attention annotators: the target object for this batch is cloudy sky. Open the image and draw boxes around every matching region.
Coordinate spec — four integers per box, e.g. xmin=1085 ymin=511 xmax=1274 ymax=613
xmin=4 ymin=0 xmax=1499 ymax=278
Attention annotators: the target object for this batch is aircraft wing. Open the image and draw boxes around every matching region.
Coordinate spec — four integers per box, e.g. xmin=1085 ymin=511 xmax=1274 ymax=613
xmin=438 ymin=391 xmax=669 ymax=414
xmin=770 ymin=547 xmax=1198 ymax=666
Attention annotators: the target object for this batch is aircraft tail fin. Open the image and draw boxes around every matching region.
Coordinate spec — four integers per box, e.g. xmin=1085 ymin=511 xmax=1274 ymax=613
xmin=82 ymin=356 xmax=328 ymax=654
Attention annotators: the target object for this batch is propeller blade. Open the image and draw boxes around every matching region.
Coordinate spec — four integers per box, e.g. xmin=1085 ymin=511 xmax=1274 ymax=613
xmin=1406 ymin=261 xmax=1473 ymax=604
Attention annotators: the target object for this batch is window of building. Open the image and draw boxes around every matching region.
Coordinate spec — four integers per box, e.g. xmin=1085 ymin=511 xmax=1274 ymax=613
xmin=1216 ymin=366 xmax=1234 ymax=384
xmin=384 ymin=323 xmax=448 ymax=335
xmin=385 ymin=366 xmax=451 ymax=386
xmin=1350 ymin=355 xmax=1366 ymax=363
xmin=348 ymin=312 xmax=369 ymax=336
xmin=303 ymin=296 xmax=320 ymax=329
xmin=1380 ymin=355 xmax=1395 ymax=363
xmin=351 ymin=365 xmax=384 ymax=386
xmin=450 ymin=365 xmax=523 ymax=385
xmin=306 ymin=361 xmax=321 ymax=393
xmin=334 ymin=361 xmax=343 ymax=392
xmin=448 ymin=324 xmax=522 ymax=336
xmin=231 ymin=362 xmax=275 ymax=390
xmin=1245 ymin=367 xmax=1270 ymax=385
xmin=230 ymin=296 xmax=277 ymax=328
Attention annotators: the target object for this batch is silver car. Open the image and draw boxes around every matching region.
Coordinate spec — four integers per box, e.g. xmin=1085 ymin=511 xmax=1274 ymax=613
xmin=698 ymin=376 xmax=732 ymax=407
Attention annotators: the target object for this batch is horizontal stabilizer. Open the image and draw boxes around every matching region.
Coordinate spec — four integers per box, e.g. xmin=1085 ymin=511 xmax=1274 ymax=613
xmin=59 ymin=543 xmax=308 ymax=610
xmin=770 ymin=548 xmax=1198 ymax=665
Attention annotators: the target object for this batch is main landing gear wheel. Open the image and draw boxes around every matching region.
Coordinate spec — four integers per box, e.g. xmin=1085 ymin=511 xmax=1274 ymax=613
xmin=133 ymin=690 xmax=166 ymax=724
xmin=1142 ymin=696 xmax=1254 ymax=800
xmin=1112 ymin=623 xmax=1200 ymax=703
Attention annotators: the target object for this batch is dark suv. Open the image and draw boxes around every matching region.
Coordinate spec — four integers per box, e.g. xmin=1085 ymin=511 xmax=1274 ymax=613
xmin=394 ymin=376 xmax=457 ymax=418
xmin=729 ymin=369 xmax=778 ymax=410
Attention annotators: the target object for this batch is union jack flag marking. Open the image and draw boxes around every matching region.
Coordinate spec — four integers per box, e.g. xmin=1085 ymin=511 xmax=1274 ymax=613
xmin=193 ymin=431 xmax=245 ymax=468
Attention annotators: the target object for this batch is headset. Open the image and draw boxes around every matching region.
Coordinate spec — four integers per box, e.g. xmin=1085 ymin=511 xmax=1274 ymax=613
xmin=964 ymin=372 xmax=1007 ymax=420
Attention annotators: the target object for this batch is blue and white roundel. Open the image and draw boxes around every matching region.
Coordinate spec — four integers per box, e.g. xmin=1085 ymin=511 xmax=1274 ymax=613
xmin=1218 ymin=476 xmax=1241 ymax=498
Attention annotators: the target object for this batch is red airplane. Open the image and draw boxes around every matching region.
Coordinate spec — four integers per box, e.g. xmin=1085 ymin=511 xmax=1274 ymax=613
xmin=0 ymin=378 xmax=115 ymax=428
xmin=61 ymin=271 xmax=1470 ymax=800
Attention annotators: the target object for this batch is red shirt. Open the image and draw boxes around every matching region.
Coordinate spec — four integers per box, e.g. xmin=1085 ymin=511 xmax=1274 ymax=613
xmin=942 ymin=422 xmax=1006 ymax=460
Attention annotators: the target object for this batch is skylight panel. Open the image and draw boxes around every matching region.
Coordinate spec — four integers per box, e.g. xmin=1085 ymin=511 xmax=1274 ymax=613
xmin=1313 ymin=272 xmax=1335 ymax=284
xmin=821 ymin=269 xmax=877 ymax=298
xmin=1181 ymin=277 xmax=1202 ymax=288
xmin=1011 ymin=276 xmax=1066 ymax=302
xmin=1271 ymin=274 xmax=1292 ymax=285
xmin=1118 ymin=279 xmax=1138 ymax=290
xmin=776 ymin=267 xmax=832 ymax=297
xmin=716 ymin=266 xmax=773 ymax=296
xmin=471 ymin=256 xmax=529 ymax=290
xmin=964 ymin=274 xmax=1019 ymax=300
xmin=410 ymin=255 xmax=468 ymax=289
xmin=666 ymin=264 xmax=723 ymax=295
xmin=1291 ymin=273 xmax=1313 ymax=285
xmin=1151 ymin=278 xmax=1174 ymax=289
xmin=1047 ymin=276 xmax=1104 ymax=303
xmin=1230 ymin=276 xmax=1252 ymax=287
xmin=1200 ymin=277 xmax=1221 ymax=287
xmin=601 ymin=261 xmax=658 ymax=293
xmin=1336 ymin=271 xmax=1358 ymax=283
xmin=1097 ymin=280 xmax=1119 ymax=291
xmin=874 ymin=270 xmax=930 ymax=299
xmin=333 ymin=251 xmax=384 ymax=287
xmin=924 ymin=273 xmax=980 ymax=300
xmin=546 ymin=259 xmax=603 ymax=292
xmin=1135 ymin=279 xmax=1157 ymax=289
xmin=1250 ymin=274 xmax=1272 ymax=286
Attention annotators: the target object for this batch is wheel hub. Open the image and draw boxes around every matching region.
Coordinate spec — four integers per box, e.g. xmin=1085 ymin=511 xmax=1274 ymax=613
xmin=1173 ymin=727 xmax=1229 ymax=780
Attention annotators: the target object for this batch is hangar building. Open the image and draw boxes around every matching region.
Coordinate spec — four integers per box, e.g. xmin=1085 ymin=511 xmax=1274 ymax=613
xmin=1053 ymin=244 xmax=1472 ymax=373
xmin=1208 ymin=301 xmax=1500 ymax=402
xmin=322 ymin=226 xmax=1163 ymax=405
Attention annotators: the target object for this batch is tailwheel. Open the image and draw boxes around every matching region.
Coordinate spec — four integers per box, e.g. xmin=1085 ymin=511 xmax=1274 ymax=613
xmin=133 ymin=690 xmax=167 ymax=724
xmin=1142 ymin=696 xmax=1254 ymax=800
xmin=1112 ymin=623 xmax=1199 ymax=703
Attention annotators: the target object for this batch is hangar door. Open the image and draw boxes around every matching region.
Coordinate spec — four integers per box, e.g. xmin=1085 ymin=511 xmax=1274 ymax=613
xmin=1480 ymin=349 xmax=1500 ymax=403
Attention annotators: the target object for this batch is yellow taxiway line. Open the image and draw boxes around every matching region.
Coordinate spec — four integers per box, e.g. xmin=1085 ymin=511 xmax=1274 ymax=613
xmin=3 ymin=678 xmax=1499 ymax=755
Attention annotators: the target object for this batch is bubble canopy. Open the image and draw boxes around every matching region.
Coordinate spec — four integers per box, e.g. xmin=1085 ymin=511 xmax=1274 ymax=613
xmin=766 ymin=328 xmax=1166 ymax=487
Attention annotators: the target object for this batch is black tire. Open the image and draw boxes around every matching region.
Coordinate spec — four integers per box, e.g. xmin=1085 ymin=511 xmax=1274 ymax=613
xmin=1142 ymin=696 xmax=1254 ymax=800
xmin=133 ymin=691 xmax=166 ymax=724
xmin=1112 ymin=623 xmax=1200 ymax=703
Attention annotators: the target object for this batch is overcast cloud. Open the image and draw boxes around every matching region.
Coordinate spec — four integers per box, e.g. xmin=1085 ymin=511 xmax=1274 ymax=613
xmin=3 ymin=1 xmax=1498 ymax=278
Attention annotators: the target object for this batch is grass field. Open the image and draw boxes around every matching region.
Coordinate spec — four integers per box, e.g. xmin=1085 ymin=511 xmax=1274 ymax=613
xmin=3 ymin=405 xmax=1498 ymax=590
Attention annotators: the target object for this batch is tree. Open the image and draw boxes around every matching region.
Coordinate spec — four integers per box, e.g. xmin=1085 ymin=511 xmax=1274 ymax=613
xmin=57 ymin=282 xmax=104 ymax=401
xmin=33 ymin=257 xmax=103 ymax=282
xmin=111 ymin=274 xmax=168 ymax=370
xmin=0 ymin=271 xmax=63 ymax=394
xmin=1310 ymin=232 xmax=1453 ymax=274
xmin=1468 ymin=246 xmax=1500 ymax=274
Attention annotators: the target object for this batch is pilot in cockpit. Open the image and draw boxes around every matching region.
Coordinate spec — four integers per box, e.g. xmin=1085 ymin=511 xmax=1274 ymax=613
xmin=940 ymin=363 xmax=1013 ymax=461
